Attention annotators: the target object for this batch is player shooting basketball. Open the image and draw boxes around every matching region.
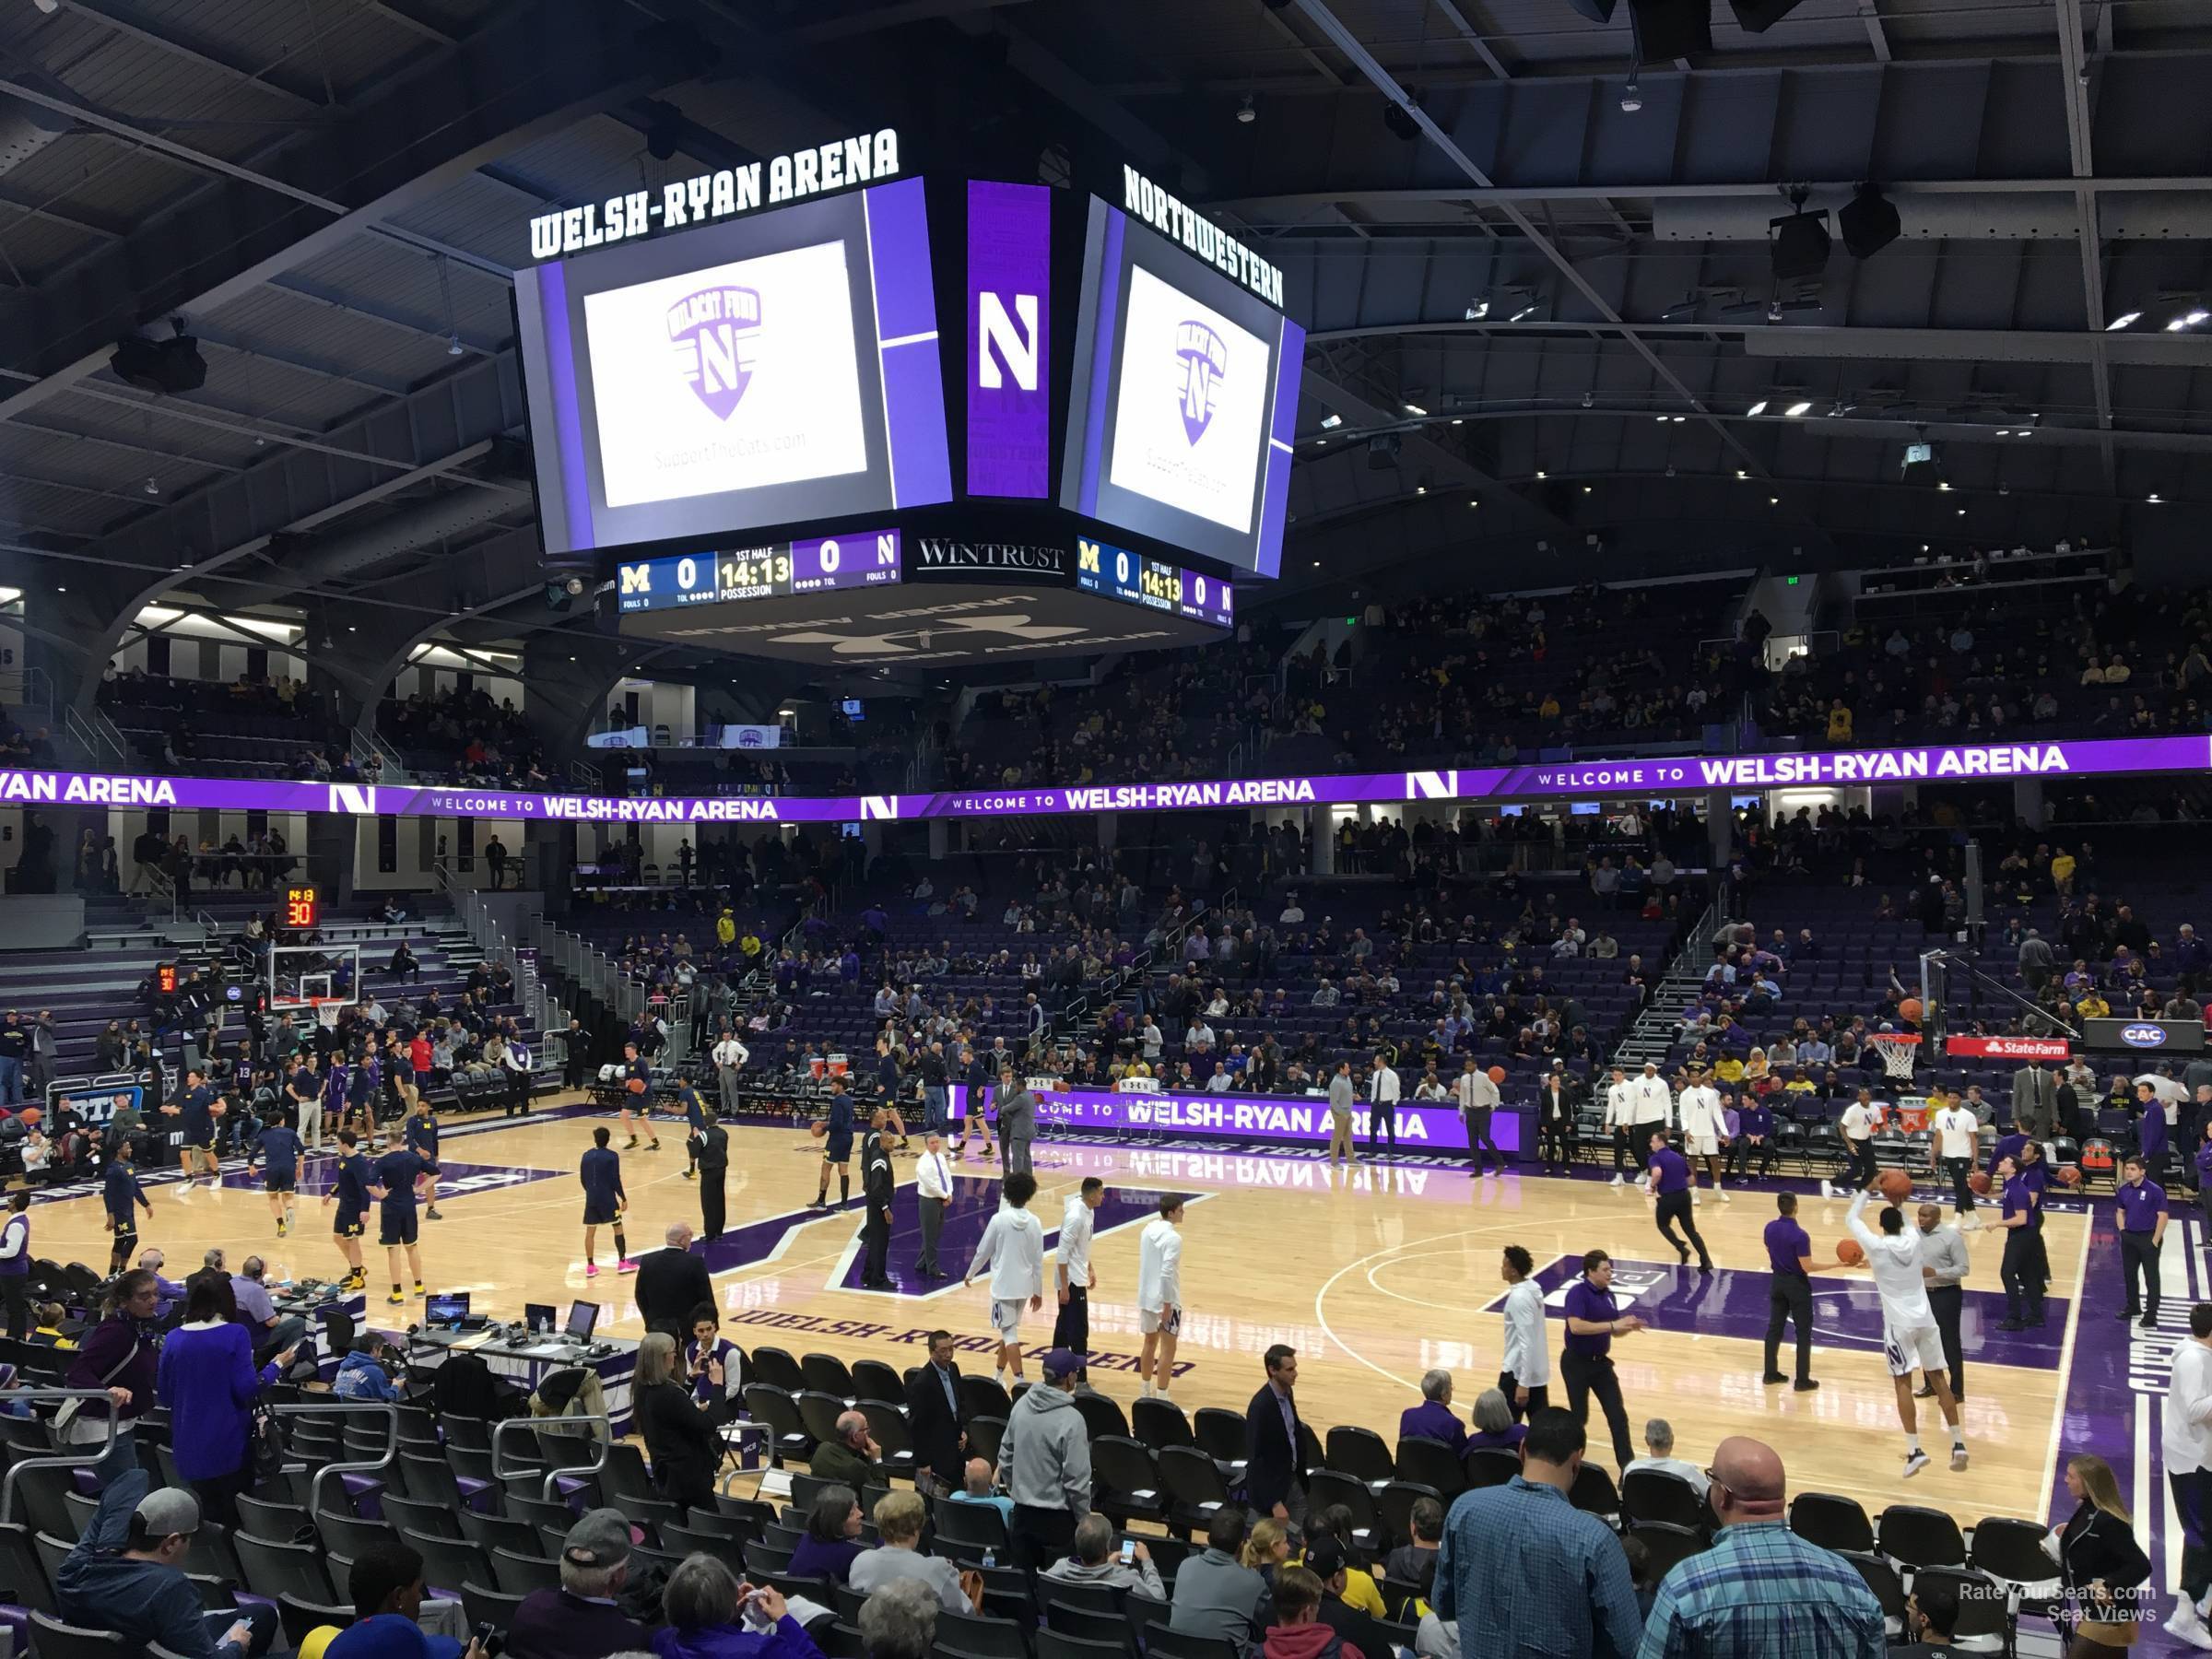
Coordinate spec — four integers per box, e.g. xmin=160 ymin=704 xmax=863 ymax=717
xmin=1845 ymin=1176 xmax=1968 ymax=1479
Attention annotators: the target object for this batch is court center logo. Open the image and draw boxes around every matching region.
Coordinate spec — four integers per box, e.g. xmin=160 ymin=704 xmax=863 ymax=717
xmin=1174 ymin=320 xmax=1228 ymax=444
xmin=669 ymin=286 xmax=762 ymax=419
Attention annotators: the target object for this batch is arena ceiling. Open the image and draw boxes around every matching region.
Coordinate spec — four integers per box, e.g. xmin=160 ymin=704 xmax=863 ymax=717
xmin=0 ymin=0 xmax=2206 ymax=714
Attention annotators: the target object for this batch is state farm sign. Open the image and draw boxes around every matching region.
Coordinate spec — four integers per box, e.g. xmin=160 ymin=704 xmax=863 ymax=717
xmin=1943 ymin=1034 xmax=2072 ymax=1061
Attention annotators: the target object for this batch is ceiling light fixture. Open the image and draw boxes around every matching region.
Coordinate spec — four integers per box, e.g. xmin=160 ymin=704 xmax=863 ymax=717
xmin=1465 ymin=300 xmax=1489 ymax=321
xmin=1510 ymin=306 xmax=1536 ymax=322
xmin=1320 ymin=414 xmax=1343 ymax=429
xmin=1620 ymin=78 xmax=1642 ymax=113
xmin=1938 ymin=480 xmax=1952 ymax=490
xmin=1783 ymin=401 xmax=1812 ymax=418
xmin=143 ymin=477 xmax=159 ymax=495
xmin=2149 ymin=492 xmax=2163 ymax=503
xmin=1736 ymin=470 xmax=1747 ymax=479
xmin=1404 ymin=402 xmax=1428 ymax=416
xmin=1671 ymin=415 xmax=1686 ymax=423
xmin=1416 ymin=486 xmax=1427 ymax=495
xmin=1535 ymin=469 xmax=1547 ymax=478
xmin=2106 ymin=312 xmax=2141 ymax=331
xmin=1747 ymin=401 xmax=1769 ymax=417
xmin=1237 ymin=94 xmax=1256 ymax=124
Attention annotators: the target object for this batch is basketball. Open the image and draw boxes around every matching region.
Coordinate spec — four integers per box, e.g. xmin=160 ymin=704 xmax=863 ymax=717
xmin=1878 ymin=1169 xmax=1913 ymax=1203
xmin=1836 ymin=1239 xmax=1865 ymax=1265
xmin=1968 ymin=1171 xmax=1993 ymax=1195
xmin=626 ymin=1077 xmax=647 ymax=1095
xmin=2057 ymin=1165 xmax=2082 ymax=1187
xmin=1486 ymin=1065 xmax=1506 ymax=1086
xmin=13 ymin=1107 xmax=39 ymax=1130
xmin=1898 ymin=997 xmax=1923 ymax=1024
xmin=809 ymin=1120 xmax=827 ymax=1139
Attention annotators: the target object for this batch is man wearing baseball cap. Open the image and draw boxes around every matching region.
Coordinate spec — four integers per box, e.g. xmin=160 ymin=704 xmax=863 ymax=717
xmin=57 ymin=1467 xmax=278 ymax=1658
xmin=506 ymin=1509 xmax=648 ymax=1659
xmin=995 ymin=1347 xmax=1092 ymax=1572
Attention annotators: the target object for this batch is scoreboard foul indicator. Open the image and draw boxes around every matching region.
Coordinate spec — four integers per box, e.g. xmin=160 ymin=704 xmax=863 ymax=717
xmin=1077 ymin=537 xmax=1234 ymax=630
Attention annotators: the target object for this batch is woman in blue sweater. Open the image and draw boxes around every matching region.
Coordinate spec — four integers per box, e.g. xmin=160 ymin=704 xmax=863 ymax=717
xmin=155 ymin=1279 xmax=296 ymax=1525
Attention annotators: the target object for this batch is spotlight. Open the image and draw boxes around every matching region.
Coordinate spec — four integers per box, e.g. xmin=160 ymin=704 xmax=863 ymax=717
xmin=143 ymin=477 xmax=159 ymax=496
xmin=1619 ymin=78 xmax=1642 ymax=112
xmin=1403 ymin=402 xmax=1428 ymax=416
xmin=1415 ymin=486 xmax=1427 ymax=495
xmin=1583 ymin=392 xmax=1594 ymax=408
xmin=1237 ymin=95 xmax=1256 ymax=124
xmin=1838 ymin=183 xmax=1901 ymax=260
xmin=1510 ymin=306 xmax=1536 ymax=322
xmin=2106 ymin=312 xmax=2141 ymax=330
xmin=1465 ymin=300 xmax=1489 ymax=320
xmin=446 ymin=334 xmax=465 ymax=358
xmin=1320 ymin=414 xmax=1343 ymax=429
xmin=1382 ymin=100 xmax=1421 ymax=142
xmin=2149 ymin=492 xmax=2163 ymax=503
xmin=1747 ymin=400 xmax=1769 ymax=417
xmin=1783 ymin=401 xmax=1811 ymax=418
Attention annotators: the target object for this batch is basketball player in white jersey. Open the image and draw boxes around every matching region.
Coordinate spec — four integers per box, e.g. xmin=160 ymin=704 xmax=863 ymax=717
xmin=1846 ymin=1180 xmax=1968 ymax=1478
xmin=1676 ymin=1062 xmax=1730 ymax=1201
xmin=1604 ymin=1066 xmax=1635 ymax=1184
xmin=1929 ymin=1094 xmax=1984 ymax=1226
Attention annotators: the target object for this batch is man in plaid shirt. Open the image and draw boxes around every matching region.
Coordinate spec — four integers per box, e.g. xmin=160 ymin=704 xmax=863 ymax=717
xmin=1636 ymin=1436 xmax=1884 ymax=1659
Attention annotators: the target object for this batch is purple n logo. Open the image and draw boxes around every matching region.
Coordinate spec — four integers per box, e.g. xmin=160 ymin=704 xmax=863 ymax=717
xmin=668 ymin=286 xmax=762 ymax=420
xmin=1174 ymin=321 xmax=1228 ymax=445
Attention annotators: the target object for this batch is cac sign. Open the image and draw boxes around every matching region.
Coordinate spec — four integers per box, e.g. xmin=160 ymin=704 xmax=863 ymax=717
xmin=2085 ymin=1017 xmax=2206 ymax=1054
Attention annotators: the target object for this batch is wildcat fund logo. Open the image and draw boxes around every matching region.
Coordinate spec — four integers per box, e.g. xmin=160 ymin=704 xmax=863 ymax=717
xmin=669 ymin=286 xmax=762 ymax=419
xmin=1175 ymin=321 xmax=1228 ymax=444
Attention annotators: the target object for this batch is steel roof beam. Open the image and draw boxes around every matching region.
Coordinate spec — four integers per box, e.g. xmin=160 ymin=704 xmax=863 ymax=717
xmin=50 ymin=0 xmax=337 ymax=113
xmin=2055 ymin=0 xmax=2116 ymax=487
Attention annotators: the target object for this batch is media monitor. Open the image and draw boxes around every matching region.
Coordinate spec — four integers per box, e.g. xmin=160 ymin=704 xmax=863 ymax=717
xmin=523 ymin=1301 xmax=557 ymax=1335
xmin=516 ymin=177 xmax=951 ymax=558
xmin=425 ymin=1291 xmax=470 ymax=1327
xmin=1060 ymin=194 xmax=1302 ymax=578
xmin=564 ymin=1300 xmax=601 ymax=1340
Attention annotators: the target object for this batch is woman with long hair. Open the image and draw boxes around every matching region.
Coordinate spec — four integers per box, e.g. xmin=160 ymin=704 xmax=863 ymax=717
xmin=631 ymin=1331 xmax=736 ymax=1510
xmin=2049 ymin=1453 xmax=2152 ymax=1653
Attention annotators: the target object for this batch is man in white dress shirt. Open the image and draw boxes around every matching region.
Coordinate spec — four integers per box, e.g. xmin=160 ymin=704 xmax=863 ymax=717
xmin=914 ymin=1132 xmax=955 ymax=1278
xmin=2163 ymin=1303 xmax=2212 ymax=1645
xmin=1053 ymin=1176 xmax=1105 ymax=1364
xmin=710 ymin=1031 xmax=749 ymax=1117
xmin=1454 ymin=1057 xmax=1502 ymax=1176
xmin=1497 ymin=1244 xmax=1549 ymax=1419
xmin=1367 ymin=1053 xmax=1403 ymax=1158
xmin=1136 ymin=1194 xmax=1186 ymax=1405
xmin=963 ymin=1170 xmax=1045 ymax=1387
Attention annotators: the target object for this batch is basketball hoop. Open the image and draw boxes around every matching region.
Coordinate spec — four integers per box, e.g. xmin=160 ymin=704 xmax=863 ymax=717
xmin=310 ymin=996 xmax=345 ymax=1031
xmin=1869 ymin=1031 xmax=1921 ymax=1082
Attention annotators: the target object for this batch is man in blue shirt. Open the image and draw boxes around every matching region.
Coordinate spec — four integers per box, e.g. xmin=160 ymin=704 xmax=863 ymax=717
xmin=403 ymin=1100 xmax=443 ymax=1220
xmin=102 ymin=1143 xmax=153 ymax=1276
xmin=1760 ymin=1193 xmax=1831 ymax=1392
xmin=618 ymin=1043 xmax=658 ymax=1150
xmin=171 ymin=1069 xmax=218 ymax=1188
xmin=287 ymin=1053 xmax=323 ymax=1152
xmin=1636 ymin=1434 xmax=1883 ymax=1659
xmin=1730 ymin=1097 xmax=1775 ymax=1180
xmin=1649 ymin=1131 xmax=1712 ymax=1274
xmin=2115 ymin=1154 xmax=2169 ymax=1328
xmin=580 ymin=1125 xmax=633 ymax=1278
xmin=1989 ymin=1154 xmax=2049 ymax=1330
xmin=324 ymin=1129 xmax=372 ymax=1290
xmin=676 ymin=1077 xmax=708 ymax=1179
xmin=57 ymin=1469 xmax=276 ymax=1659
xmin=370 ymin=1144 xmax=429 ymax=1306
xmin=345 ymin=1052 xmax=382 ymax=1149
xmin=247 ymin=1115 xmax=302 ymax=1238
xmin=1434 ymin=1407 xmax=1642 ymax=1658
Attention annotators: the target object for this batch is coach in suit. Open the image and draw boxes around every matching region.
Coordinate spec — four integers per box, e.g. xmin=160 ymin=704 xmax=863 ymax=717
xmin=2014 ymin=1064 xmax=2061 ymax=1145
xmin=996 ymin=1069 xmax=1038 ymax=1175
xmin=634 ymin=1221 xmax=714 ymax=1339
xmin=903 ymin=1328 xmax=968 ymax=1495
xmin=1244 ymin=1343 xmax=1308 ymax=1526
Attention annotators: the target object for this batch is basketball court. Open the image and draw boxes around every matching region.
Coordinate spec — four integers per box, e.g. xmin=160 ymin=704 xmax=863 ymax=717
xmin=25 ymin=1092 xmax=2133 ymax=1533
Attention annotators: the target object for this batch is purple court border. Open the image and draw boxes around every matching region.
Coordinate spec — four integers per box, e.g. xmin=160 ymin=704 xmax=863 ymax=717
xmin=11 ymin=733 xmax=2203 ymax=826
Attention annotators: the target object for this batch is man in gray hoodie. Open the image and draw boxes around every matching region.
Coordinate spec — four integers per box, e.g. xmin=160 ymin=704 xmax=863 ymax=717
xmin=994 ymin=1346 xmax=1090 ymax=1570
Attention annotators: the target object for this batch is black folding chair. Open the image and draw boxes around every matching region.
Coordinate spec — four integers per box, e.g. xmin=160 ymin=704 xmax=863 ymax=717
xmin=1789 ymin=1491 xmax=1874 ymax=1553
xmin=27 ymin=1612 xmax=128 ymax=1659
xmin=1874 ymin=1503 xmax=1966 ymax=1570
xmin=276 ymin=1594 xmax=356 ymax=1649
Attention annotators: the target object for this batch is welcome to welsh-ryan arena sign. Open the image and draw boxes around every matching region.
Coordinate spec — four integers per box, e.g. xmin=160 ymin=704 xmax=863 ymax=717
xmin=0 ymin=735 xmax=2200 ymax=825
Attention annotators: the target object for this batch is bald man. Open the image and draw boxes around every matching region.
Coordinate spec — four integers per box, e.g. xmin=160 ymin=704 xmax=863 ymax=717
xmin=1635 ymin=1436 xmax=1886 ymax=1658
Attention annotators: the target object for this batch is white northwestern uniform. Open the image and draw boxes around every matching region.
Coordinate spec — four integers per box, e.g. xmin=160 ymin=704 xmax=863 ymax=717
xmin=1630 ymin=1074 xmax=1674 ymax=1128
xmin=1932 ymin=1106 xmax=1979 ymax=1162
xmin=1677 ymin=1085 xmax=1725 ymax=1157
xmin=1058 ymin=1194 xmax=1095 ymax=1289
xmin=1846 ymin=1189 xmax=1947 ymax=1377
xmin=1500 ymin=1278 xmax=1550 ymax=1389
xmin=1604 ymin=1080 xmax=1633 ymax=1132
xmin=1136 ymin=1217 xmax=1184 ymax=1335
xmin=2165 ymin=1339 xmax=2212 ymax=1477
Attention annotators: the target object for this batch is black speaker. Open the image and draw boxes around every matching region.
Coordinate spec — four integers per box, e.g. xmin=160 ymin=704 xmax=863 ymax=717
xmin=1770 ymin=211 xmax=1831 ymax=281
xmin=1839 ymin=185 xmax=1901 ymax=259
xmin=1629 ymin=0 xmax=1712 ymax=60
xmin=109 ymin=335 xmax=206 ymax=395
xmin=1728 ymin=0 xmax=1810 ymax=30
xmin=1562 ymin=0 xmax=1618 ymax=19
xmin=1367 ymin=433 xmax=1402 ymax=470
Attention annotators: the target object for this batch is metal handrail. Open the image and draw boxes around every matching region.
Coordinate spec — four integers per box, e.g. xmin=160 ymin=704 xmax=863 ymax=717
xmin=0 ymin=1391 xmax=123 ymax=1526
xmin=273 ymin=1399 xmax=399 ymax=1524
xmin=493 ymin=1411 xmax=611 ymax=1501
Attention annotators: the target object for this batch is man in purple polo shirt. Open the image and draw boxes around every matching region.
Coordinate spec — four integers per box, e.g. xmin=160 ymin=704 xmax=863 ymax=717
xmin=1560 ymin=1249 xmax=1641 ymax=1467
xmin=1989 ymin=1154 xmax=2050 ymax=1331
xmin=2138 ymin=1083 xmax=2174 ymax=1184
xmin=2115 ymin=1154 xmax=2169 ymax=1329
xmin=1761 ymin=1192 xmax=1830 ymax=1392
xmin=1985 ymin=1128 xmax=2049 ymax=1194
xmin=1398 ymin=1370 xmax=1467 ymax=1454
xmin=1648 ymin=1131 xmax=1712 ymax=1274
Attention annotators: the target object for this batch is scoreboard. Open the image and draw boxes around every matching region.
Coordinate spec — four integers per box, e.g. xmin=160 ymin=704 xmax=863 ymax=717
xmin=1077 ymin=536 xmax=1234 ymax=630
xmin=618 ymin=529 xmax=902 ymax=614
xmin=283 ymin=885 xmax=320 ymax=929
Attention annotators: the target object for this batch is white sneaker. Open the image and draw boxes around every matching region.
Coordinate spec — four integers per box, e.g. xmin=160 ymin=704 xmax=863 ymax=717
xmin=1139 ymin=1382 xmax=1154 ymax=1400
xmin=2169 ymin=1599 xmax=2212 ymax=1650
xmin=1609 ymin=1173 xmax=1625 ymax=1187
xmin=1959 ymin=1214 xmax=1984 ymax=1232
xmin=1718 ymin=1189 xmax=1732 ymax=1203
xmin=1901 ymin=1450 xmax=1930 ymax=1479
xmin=1949 ymin=1444 xmax=1969 ymax=1472
xmin=1819 ymin=1180 xmax=1834 ymax=1198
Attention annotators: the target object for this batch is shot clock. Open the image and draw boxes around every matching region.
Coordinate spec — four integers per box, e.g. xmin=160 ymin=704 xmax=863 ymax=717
xmin=283 ymin=884 xmax=320 ymax=930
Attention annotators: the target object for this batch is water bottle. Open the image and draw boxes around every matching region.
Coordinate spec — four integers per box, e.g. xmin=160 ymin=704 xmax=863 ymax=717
xmin=982 ymin=1547 xmax=996 ymax=1570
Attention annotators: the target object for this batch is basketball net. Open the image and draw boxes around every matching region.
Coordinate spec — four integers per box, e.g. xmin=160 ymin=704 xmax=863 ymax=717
xmin=1870 ymin=1033 xmax=1919 ymax=1082
xmin=312 ymin=997 xmax=344 ymax=1031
